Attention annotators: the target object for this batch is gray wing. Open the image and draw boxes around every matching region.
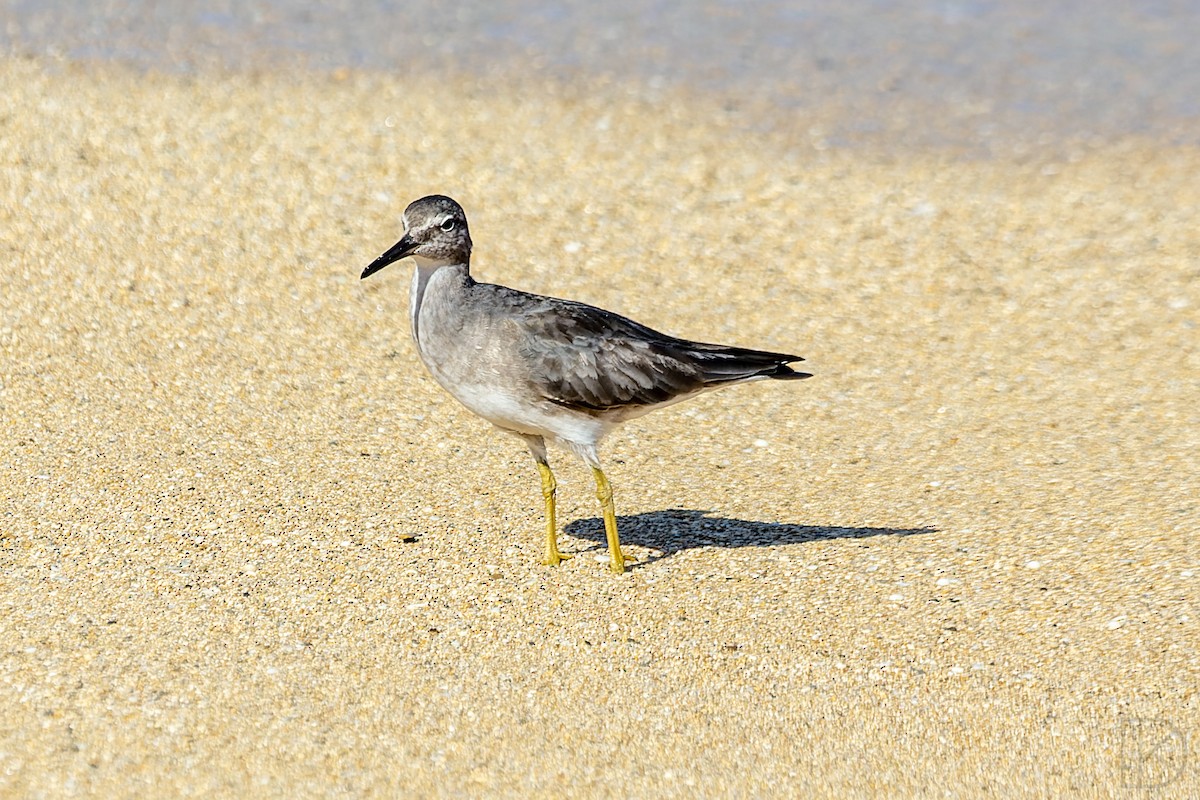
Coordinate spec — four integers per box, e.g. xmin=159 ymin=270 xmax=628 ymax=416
xmin=495 ymin=287 xmax=809 ymax=413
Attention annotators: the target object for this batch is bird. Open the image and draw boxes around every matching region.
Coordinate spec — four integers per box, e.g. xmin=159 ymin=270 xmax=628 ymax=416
xmin=362 ymin=195 xmax=811 ymax=573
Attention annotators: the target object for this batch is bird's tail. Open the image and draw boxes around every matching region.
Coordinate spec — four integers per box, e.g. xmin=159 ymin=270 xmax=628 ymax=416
xmin=677 ymin=343 xmax=813 ymax=385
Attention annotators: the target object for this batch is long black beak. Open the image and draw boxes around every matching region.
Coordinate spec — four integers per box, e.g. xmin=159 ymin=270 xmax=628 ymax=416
xmin=361 ymin=232 xmax=416 ymax=279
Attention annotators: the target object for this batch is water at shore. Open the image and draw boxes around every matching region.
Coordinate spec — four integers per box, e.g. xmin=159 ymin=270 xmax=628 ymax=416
xmin=3 ymin=0 xmax=1198 ymax=150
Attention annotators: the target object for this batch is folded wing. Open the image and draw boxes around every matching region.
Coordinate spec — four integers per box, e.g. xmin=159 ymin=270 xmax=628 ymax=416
xmin=506 ymin=291 xmax=810 ymax=413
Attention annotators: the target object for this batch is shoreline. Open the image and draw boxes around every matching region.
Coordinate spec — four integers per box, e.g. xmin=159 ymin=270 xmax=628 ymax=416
xmin=12 ymin=50 xmax=1196 ymax=159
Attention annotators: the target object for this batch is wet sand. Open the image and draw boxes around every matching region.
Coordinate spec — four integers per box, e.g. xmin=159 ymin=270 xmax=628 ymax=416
xmin=1 ymin=57 xmax=1197 ymax=796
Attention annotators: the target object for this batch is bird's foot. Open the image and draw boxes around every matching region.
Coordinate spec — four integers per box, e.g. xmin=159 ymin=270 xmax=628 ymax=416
xmin=542 ymin=550 xmax=573 ymax=567
xmin=608 ymin=550 xmax=638 ymax=574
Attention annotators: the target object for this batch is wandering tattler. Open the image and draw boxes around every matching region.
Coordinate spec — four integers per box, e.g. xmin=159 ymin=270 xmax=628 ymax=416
xmin=362 ymin=195 xmax=811 ymax=573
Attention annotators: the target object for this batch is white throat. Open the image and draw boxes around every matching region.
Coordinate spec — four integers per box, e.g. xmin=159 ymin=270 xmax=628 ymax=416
xmin=410 ymin=253 xmax=460 ymax=270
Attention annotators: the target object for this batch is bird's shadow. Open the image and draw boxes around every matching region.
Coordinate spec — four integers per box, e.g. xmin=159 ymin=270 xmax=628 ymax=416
xmin=563 ymin=509 xmax=936 ymax=567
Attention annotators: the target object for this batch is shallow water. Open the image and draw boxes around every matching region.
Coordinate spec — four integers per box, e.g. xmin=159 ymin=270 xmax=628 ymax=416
xmin=3 ymin=1 xmax=1198 ymax=149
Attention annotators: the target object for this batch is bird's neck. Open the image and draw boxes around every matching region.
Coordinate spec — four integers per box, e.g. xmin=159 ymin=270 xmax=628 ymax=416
xmin=409 ymin=259 xmax=472 ymax=347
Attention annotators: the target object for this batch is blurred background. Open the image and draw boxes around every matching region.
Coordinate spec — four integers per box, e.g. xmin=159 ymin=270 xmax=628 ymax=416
xmin=3 ymin=0 xmax=1198 ymax=152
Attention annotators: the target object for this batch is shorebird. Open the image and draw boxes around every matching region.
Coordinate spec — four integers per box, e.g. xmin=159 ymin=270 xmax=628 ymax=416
xmin=362 ymin=195 xmax=810 ymax=573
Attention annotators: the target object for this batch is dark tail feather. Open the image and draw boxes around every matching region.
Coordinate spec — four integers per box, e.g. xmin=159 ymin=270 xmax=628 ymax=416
xmin=679 ymin=343 xmax=813 ymax=385
xmin=764 ymin=363 xmax=813 ymax=381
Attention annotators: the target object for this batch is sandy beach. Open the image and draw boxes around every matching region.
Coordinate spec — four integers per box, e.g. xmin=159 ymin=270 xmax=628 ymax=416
xmin=1 ymin=56 xmax=1197 ymax=796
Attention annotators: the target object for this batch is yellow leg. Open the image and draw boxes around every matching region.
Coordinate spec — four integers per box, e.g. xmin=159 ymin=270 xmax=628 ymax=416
xmin=591 ymin=467 xmax=631 ymax=574
xmin=537 ymin=460 xmax=570 ymax=566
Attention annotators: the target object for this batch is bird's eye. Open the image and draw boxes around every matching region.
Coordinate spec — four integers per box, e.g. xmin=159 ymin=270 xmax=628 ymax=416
xmin=440 ymin=219 xmax=457 ymax=232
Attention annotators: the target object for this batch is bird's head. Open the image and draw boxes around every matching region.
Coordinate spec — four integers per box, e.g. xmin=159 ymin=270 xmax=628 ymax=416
xmin=362 ymin=194 xmax=472 ymax=279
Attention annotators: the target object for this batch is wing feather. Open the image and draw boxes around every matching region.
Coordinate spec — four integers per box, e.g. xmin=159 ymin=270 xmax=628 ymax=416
xmin=488 ymin=285 xmax=808 ymax=412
